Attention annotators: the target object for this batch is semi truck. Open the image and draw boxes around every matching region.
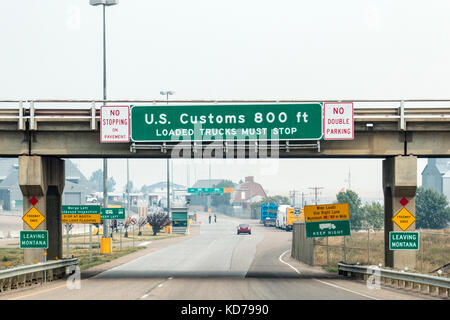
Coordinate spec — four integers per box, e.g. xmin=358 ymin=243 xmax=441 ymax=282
xmin=260 ymin=203 xmax=277 ymax=227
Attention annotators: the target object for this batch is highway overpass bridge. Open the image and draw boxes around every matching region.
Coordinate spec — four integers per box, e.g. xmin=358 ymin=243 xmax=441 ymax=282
xmin=1 ymin=99 xmax=449 ymax=271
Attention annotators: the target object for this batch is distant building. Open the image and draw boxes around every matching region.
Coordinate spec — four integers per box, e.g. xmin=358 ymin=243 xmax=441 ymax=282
xmin=0 ymin=158 xmax=90 ymax=210
xmin=421 ymin=158 xmax=450 ymax=201
xmin=141 ymin=181 xmax=186 ymax=207
xmin=232 ymin=176 xmax=266 ymax=209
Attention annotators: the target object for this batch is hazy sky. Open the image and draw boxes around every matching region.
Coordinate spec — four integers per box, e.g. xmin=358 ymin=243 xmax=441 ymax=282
xmin=0 ymin=1 xmax=442 ymax=199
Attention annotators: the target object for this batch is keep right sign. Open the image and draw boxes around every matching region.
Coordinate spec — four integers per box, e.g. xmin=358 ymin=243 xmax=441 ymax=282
xmin=323 ymin=102 xmax=354 ymax=140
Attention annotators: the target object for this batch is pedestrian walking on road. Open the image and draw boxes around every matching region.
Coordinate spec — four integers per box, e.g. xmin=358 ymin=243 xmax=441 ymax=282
xmin=214 ymin=214 xmax=217 ymax=223
xmin=209 ymin=214 xmax=211 ymax=224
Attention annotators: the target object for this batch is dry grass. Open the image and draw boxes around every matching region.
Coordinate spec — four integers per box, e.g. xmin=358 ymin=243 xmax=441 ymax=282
xmin=315 ymin=228 xmax=450 ymax=275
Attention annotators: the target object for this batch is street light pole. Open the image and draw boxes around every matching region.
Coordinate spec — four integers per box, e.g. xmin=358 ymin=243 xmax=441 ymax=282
xmin=90 ymin=0 xmax=118 ymax=240
xmin=160 ymin=91 xmax=175 ymax=212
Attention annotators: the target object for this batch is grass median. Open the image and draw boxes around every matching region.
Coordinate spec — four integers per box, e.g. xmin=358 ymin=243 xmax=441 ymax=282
xmin=0 ymin=228 xmax=185 ymax=271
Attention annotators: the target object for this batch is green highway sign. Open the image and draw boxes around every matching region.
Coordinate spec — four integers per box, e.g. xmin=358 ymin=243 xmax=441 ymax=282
xmin=305 ymin=220 xmax=351 ymax=238
xmin=101 ymin=207 xmax=125 ymax=220
xmin=188 ymin=188 xmax=223 ymax=194
xmin=62 ymin=205 xmax=101 ymax=215
xmin=20 ymin=231 xmax=48 ymax=249
xmin=389 ymin=232 xmax=419 ymax=250
xmin=130 ymin=103 xmax=323 ymax=142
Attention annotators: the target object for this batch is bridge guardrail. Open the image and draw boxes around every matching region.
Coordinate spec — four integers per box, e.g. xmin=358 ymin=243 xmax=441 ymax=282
xmin=0 ymin=258 xmax=78 ymax=292
xmin=0 ymin=100 xmax=449 ymax=131
xmin=338 ymin=262 xmax=450 ymax=298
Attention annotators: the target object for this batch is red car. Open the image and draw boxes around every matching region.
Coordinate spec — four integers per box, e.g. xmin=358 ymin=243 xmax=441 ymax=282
xmin=237 ymin=224 xmax=251 ymax=235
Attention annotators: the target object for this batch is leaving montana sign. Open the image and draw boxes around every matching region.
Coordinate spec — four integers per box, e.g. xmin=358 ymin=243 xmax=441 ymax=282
xmin=389 ymin=232 xmax=419 ymax=250
xmin=130 ymin=103 xmax=323 ymax=142
xmin=20 ymin=231 xmax=48 ymax=249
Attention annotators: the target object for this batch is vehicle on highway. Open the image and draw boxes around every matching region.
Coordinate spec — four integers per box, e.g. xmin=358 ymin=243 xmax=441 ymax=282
xmin=276 ymin=205 xmax=290 ymax=230
xmin=237 ymin=224 xmax=251 ymax=235
xmin=276 ymin=205 xmax=303 ymax=231
xmin=285 ymin=207 xmax=304 ymax=231
xmin=260 ymin=203 xmax=277 ymax=227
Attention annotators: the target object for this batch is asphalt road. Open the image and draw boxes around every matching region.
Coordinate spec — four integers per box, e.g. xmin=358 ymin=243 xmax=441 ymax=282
xmin=1 ymin=212 xmax=436 ymax=300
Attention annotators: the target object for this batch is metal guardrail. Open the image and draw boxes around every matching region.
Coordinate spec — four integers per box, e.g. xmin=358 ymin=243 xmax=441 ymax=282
xmin=0 ymin=258 xmax=78 ymax=292
xmin=338 ymin=262 xmax=450 ymax=297
xmin=0 ymin=100 xmax=449 ymax=131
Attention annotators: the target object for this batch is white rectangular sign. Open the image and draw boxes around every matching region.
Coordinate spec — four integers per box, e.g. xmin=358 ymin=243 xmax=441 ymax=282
xmin=101 ymin=105 xmax=130 ymax=143
xmin=323 ymin=102 xmax=354 ymax=140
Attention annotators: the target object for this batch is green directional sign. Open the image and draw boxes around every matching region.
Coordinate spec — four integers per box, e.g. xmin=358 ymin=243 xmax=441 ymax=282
xmin=389 ymin=232 xmax=419 ymax=250
xmin=130 ymin=103 xmax=323 ymax=142
xmin=188 ymin=188 xmax=223 ymax=194
xmin=20 ymin=231 xmax=48 ymax=249
xmin=305 ymin=220 xmax=351 ymax=238
xmin=101 ymin=207 xmax=125 ymax=220
xmin=62 ymin=205 xmax=101 ymax=215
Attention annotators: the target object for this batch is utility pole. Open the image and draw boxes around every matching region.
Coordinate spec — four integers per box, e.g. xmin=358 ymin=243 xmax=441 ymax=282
xmin=345 ymin=167 xmax=351 ymax=190
xmin=289 ymin=190 xmax=300 ymax=207
xmin=171 ymin=160 xmax=174 ymax=201
xmin=208 ymin=160 xmax=211 ymax=211
xmin=308 ymin=187 xmax=324 ymax=205
xmin=301 ymin=192 xmax=305 ymax=208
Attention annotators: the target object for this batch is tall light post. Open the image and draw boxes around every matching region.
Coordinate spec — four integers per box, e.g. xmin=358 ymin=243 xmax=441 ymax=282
xmin=161 ymin=91 xmax=175 ymax=213
xmin=90 ymin=0 xmax=118 ymax=241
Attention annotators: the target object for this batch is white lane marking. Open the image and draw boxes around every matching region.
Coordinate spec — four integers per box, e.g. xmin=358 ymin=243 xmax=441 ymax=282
xmin=313 ymin=279 xmax=378 ymax=300
xmin=278 ymin=250 xmax=301 ymax=274
xmin=278 ymin=250 xmax=378 ymax=300
xmin=158 ymin=283 xmax=164 ymax=288
xmin=138 ymin=241 xmax=151 ymax=247
xmin=168 ymin=277 xmax=173 ymax=280
xmin=140 ymin=293 xmax=149 ymax=299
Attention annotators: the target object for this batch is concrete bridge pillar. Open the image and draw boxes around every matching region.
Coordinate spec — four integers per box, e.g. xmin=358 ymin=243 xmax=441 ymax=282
xmin=19 ymin=156 xmax=65 ymax=264
xmin=383 ymin=155 xmax=417 ymax=270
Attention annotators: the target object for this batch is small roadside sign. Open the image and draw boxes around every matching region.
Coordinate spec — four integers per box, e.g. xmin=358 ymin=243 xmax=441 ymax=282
xmin=392 ymin=207 xmax=416 ymax=231
xmin=389 ymin=232 xmax=419 ymax=250
xmin=323 ymin=102 xmax=354 ymax=140
xmin=304 ymin=203 xmax=349 ymax=222
xmin=22 ymin=207 xmax=46 ymax=230
xmin=20 ymin=231 xmax=48 ymax=249
xmin=100 ymin=105 xmax=130 ymax=143
xmin=101 ymin=207 xmax=125 ymax=220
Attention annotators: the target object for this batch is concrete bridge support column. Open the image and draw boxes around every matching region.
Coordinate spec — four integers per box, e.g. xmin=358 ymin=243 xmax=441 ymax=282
xmin=383 ymin=155 xmax=417 ymax=270
xmin=19 ymin=156 xmax=65 ymax=264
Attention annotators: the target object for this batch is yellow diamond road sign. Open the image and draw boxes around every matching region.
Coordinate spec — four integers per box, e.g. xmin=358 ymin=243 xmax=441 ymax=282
xmin=22 ymin=207 xmax=46 ymax=230
xmin=392 ymin=207 xmax=416 ymax=231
